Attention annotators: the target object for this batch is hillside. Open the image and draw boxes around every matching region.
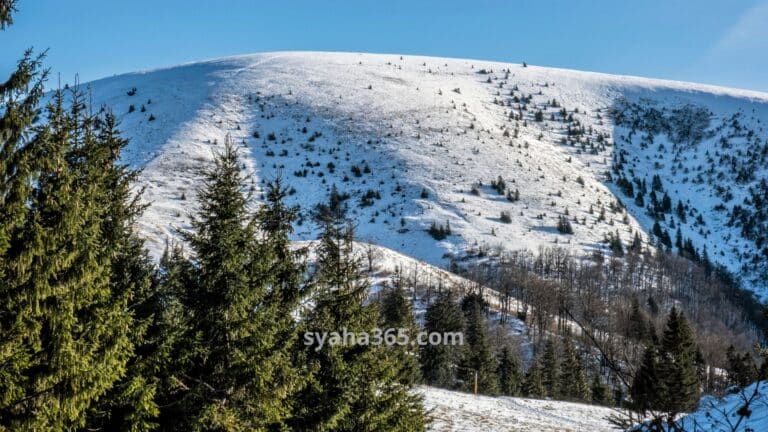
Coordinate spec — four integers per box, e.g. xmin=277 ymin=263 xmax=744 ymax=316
xmin=79 ymin=51 xmax=768 ymax=297
xmin=422 ymin=382 xmax=768 ymax=432
xmin=420 ymin=386 xmax=621 ymax=431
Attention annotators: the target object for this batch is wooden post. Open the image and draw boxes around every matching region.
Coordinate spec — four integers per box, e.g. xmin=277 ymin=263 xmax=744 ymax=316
xmin=474 ymin=370 xmax=478 ymax=395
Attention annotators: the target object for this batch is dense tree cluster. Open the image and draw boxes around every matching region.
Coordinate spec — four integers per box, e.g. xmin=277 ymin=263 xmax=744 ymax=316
xmin=630 ymin=307 xmax=701 ymax=416
xmin=0 ymin=14 xmax=426 ymax=424
xmin=612 ymin=99 xmax=768 ymax=288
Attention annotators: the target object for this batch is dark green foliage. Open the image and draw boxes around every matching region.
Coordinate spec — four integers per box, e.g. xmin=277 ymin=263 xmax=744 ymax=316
xmin=590 ymin=375 xmax=612 ymax=406
xmin=676 ymin=200 xmax=687 ymax=223
xmin=359 ymin=189 xmax=380 ymax=207
xmin=458 ymin=293 xmax=498 ymax=395
xmin=558 ymin=339 xmax=589 ymax=401
xmin=635 ymin=190 xmax=645 ymax=207
xmin=616 ymin=175 xmax=634 ymax=197
xmin=497 ymin=347 xmax=522 ymax=396
xmin=652 ymin=222 xmax=665 ymax=244
xmin=427 ymin=220 xmax=451 ymax=240
xmin=81 ymin=112 xmax=159 ymax=431
xmin=541 ymin=339 xmax=559 ymax=398
xmin=0 ymin=49 xmax=47 ymax=270
xmin=421 ymin=290 xmax=464 ymax=388
xmin=630 ymin=338 xmax=664 ymax=414
xmin=0 ymin=86 xmax=139 ymax=430
xmin=726 ymin=345 xmax=757 ymax=388
xmin=506 ymin=188 xmax=520 ymax=202
xmin=651 ymin=174 xmax=663 ymax=192
xmin=657 ymin=307 xmax=700 ymax=414
xmin=0 ymin=0 xmax=17 ymax=28
xmin=166 ymin=140 xmax=306 ymax=430
xmin=523 ymin=360 xmax=544 ymax=398
xmin=626 ymin=297 xmax=651 ymax=342
xmin=293 ymin=191 xmax=425 ymax=432
xmin=313 ymin=183 xmax=349 ymax=223
xmin=606 ymin=230 xmax=624 ymax=257
xmin=556 ymin=215 xmax=573 ymax=234
xmin=379 ymin=278 xmax=421 ymax=386
xmin=630 ymin=307 xmax=700 ymax=416
xmin=490 ymin=176 xmax=506 ymax=194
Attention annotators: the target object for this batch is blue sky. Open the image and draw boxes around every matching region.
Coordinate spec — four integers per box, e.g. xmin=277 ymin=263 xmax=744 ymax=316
xmin=3 ymin=0 xmax=768 ymax=91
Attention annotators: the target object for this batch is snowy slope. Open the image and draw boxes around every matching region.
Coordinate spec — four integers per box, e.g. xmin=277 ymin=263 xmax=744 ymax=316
xmin=634 ymin=381 xmax=768 ymax=432
xmin=422 ymin=381 xmax=768 ymax=432
xmin=78 ymin=51 xmax=768 ymax=296
xmin=420 ymin=386 xmax=622 ymax=431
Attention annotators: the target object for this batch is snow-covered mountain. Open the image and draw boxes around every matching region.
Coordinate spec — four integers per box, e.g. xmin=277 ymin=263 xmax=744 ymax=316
xmin=80 ymin=51 xmax=768 ymax=297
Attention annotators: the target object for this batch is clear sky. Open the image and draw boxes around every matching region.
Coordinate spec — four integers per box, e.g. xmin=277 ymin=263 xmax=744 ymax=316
xmin=3 ymin=0 xmax=768 ymax=92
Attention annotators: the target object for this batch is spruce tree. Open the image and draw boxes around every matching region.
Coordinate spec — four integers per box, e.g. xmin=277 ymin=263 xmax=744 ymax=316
xmin=558 ymin=339 xmax=589 ymax=401
xmin=81 ymin=110 xmax=159 ymax=431
xmin=458 ymin=293 xmax=498 ymax=395
xmin=541 ymin=338 xmax=559 ymax=398
xmin=497 ymin=346 xmax=522 ymax=396
xmin=522 ymin=359 xmax=545 ymax=398
xmin=626 ymin=297 xmax=650 ymax=342
xmin=630 ymin=338 xmax=663 ymax=414
xmin=151 ymin=243 xmax=197 ymax=429
xmin=0 ymin=48 xmax=47 ymax=289
xmin=726 ymin=345 xmax=757 ymax=387
xmin=0 ymin=87 xmax=136 ymax=429
xmin=0 ymin=0 xmax=16 ymax=28
xmin=379 ymin=279 xmax=421 ymax=386
xmin=293 ymin=192 xmax=425 ymax=431
xmin=657 ymin=307 xmax=700 ymax=414
xmin=420 ymin=289 xmax=464 ymax=388
xmin=590 ymin=374 xmax=612 ymax=406
xmin=172 ymin=140 xmax=305 ymax=430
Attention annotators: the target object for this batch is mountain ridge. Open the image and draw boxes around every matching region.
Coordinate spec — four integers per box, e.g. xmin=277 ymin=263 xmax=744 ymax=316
xmin=75 ymin=51 xmax=768 ymax=297
xmin=93 ymin=51 xmax=768 ymax=100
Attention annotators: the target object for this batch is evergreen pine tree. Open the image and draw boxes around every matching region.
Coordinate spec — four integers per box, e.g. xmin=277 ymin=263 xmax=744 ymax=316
xmin=293 ymin=191 xmax=425 ymax=431
xmin=497 ymin=346 xmax=522 ymax=396
xmin=0 ymin=0 xmax=17 ymax=28
xmin=379 ymin=279 xmax=421 ymax=386
xmin=0 ymin=44 xmax=49 ymax=426
xmin=0 ymin=87 xmax=136 ymax=429
xmin=590 ymin=374 xmax=612 ymax=406
xmin=172 ymin=140 xmax=305 ymax=430
xmin=420 ymin=289 xmax=464 ymax=388
xmin=150 ymin=243 xmax=198 ymax=430
xmin=81 ymin=110 xmax=159 ymax=431
xmin=458 ymin=293 xmax=498 ymax=395
xmin=523 ymin=359 xmax=545 ymax=398
xmin=627 ymin=297 xmax=650 ymax=342
xmin=630 ymin=336 xmax=664 ymax=415
xmin=657 ymin=307 xmax=701 ymax=414
xmin=541 ymin=339 xmax=560 ymax=398
xmin=558 ymin=339 xmax=589 ymax=401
